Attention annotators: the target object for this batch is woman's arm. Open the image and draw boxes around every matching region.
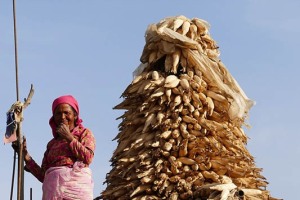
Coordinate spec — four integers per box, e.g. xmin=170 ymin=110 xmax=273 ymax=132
xmin=23 ymin=138 xmax=48 ymax=182
xmin=69 ymin=129 xmax=96 ymax=165
xmin=25 ymin=158 xmax=46 ymax=183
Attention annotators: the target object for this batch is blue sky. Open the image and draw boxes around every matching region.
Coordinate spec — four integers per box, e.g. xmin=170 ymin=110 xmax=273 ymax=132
xmin=1 ymin=1 xmax=299 ymax=199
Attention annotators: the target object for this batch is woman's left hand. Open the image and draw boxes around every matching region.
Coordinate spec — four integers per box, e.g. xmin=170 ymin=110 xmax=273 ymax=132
xmin=56 ymin=123 xmax=74 ymax=142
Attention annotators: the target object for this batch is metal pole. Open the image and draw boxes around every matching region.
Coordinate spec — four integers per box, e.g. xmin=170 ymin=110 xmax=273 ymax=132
xmin=13 ymin=0 xmax=19 ymax=101
xmin=10 ymin=151 xmax=17 ymax=200
xmin=12 ymin=0 xmax=24 ymax=199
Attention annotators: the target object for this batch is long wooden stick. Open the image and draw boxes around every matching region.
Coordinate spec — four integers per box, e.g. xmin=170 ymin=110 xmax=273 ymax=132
xmin=17 ymin=125 xmax=24 ymax=200
xmin=12 ymin=0 xmax=24 ymax=199
xmin=11 ymin=0 xmax=35 ymax=198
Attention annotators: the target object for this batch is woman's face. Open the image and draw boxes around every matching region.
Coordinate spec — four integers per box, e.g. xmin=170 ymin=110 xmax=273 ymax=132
xmin=53 ymin=103 xmax=77 ymax=130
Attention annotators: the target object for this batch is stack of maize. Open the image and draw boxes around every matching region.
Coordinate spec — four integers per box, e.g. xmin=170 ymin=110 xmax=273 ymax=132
xmin=97 ymin=15 xmax=278 ymax=200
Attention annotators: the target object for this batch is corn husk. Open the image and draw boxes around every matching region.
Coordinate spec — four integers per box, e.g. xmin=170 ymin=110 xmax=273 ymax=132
xmin=97 ymin=15 xmax=279 ymax=200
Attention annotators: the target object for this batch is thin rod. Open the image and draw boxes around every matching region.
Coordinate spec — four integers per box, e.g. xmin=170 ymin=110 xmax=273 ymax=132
xmin=30 ymin=188 xmax=32 ymax=200
xmin=10 ymin=151 xmax=17 ymax=200
xmin=13 ymin=0 xmax=19 ymax=101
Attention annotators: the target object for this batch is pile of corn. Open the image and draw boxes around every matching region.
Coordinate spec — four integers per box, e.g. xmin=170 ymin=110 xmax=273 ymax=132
xmin=98 ymin=16 xmax=277 ymax=200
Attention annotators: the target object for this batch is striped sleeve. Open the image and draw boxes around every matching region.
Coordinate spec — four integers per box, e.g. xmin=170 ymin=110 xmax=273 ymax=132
xmin=69 ymin=128 xmax=96 ymax=165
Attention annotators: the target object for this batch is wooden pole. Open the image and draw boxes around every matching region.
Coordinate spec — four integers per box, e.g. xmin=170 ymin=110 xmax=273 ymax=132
xmin=11 ymin=0 xmax=34 ymax=198
xmin=12 ymin=0 xmax=24 ymax=199
xmin=17 ymin=123 xmax=24 ymax=200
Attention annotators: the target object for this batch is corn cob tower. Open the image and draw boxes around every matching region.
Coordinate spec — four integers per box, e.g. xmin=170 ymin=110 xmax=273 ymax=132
xmin=99 ymin=15 xmax=276 ymax=200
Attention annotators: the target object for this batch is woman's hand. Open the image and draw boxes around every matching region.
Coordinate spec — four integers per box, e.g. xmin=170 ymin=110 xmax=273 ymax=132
xmin=11 ymin=137 xmax=32 ymax=162
xmin=23 ymin=137 xmax=32 ymax=162
xmin=56 ymin=123 xmax=74 ymax=142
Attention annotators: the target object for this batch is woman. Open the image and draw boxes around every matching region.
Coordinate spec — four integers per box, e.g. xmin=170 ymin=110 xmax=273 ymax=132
xmin=23 ymin=95 xmax=96 ymax=200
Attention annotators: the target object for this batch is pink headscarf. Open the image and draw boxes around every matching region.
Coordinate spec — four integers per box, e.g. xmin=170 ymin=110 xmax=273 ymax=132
xmin=49 ymin=95 xmax=84 ymax=138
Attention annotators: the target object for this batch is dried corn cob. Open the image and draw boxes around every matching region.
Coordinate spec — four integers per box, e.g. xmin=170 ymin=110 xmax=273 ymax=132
xmin=97 ymin=15 xmax=278 ymax=200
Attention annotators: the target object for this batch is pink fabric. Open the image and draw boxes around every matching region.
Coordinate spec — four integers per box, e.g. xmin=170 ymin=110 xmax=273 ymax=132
xmin=49 ymin=95 xmax=83 ymax=137
xmin=42 ymin=161 xmax=94 ymax=200
xmin=51 ymin=95 xmax=80 ymax=115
